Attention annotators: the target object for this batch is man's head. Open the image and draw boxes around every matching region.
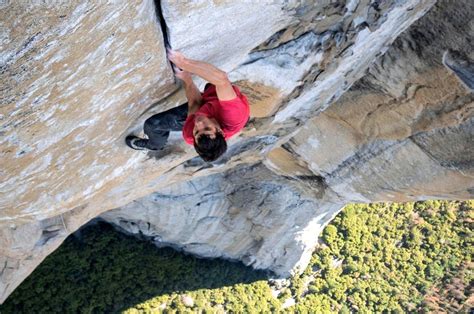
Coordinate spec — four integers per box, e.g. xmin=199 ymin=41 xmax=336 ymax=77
xmin=193 ymin=115 xmax=227 ymax=161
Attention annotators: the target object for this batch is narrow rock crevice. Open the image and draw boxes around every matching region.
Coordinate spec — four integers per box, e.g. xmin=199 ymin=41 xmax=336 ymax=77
xmin=0 ymin=261 xmax=7 ymax=278
xmin=154 ymin=0 xmax=171 ymax=48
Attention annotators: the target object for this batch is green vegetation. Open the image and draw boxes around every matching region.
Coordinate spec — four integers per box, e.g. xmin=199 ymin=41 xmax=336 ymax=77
xmin=1 ymin=200 xmax=472 ymax=313
xmin=292 ymin=200 xmax=473 ymax=313
xmin=0 ymin=222 xmax=268 ymax=313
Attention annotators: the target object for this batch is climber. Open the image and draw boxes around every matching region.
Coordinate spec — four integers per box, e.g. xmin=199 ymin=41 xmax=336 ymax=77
xmin=125 ymin=49 xmax=250 ymax=162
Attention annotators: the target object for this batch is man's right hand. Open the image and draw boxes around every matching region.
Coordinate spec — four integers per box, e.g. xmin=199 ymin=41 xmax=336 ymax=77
xmin=167 ymin=49 xmax=187 ymax=68
xmin=173 ymin=66 xmax=192 ymax=84
xmin=167 ymin=49 xmax=237 ymax=100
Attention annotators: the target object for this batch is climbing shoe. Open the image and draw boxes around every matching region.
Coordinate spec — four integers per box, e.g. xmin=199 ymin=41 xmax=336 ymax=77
xmin=125 ymin=135 xmax=150 ymax=150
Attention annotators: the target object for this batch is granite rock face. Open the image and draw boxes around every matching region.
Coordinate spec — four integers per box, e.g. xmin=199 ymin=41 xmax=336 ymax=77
xmin=1 ymin=0 xmax=473 ymax=303
xmin=101 ymin=163 xmax=342 ymax=276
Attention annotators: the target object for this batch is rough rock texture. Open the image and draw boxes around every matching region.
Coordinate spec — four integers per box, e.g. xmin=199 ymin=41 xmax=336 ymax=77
xmin=1 ymin=0 xmax=473 ymax=303
xmin=102 ymin=163 xmax=342 ymax=276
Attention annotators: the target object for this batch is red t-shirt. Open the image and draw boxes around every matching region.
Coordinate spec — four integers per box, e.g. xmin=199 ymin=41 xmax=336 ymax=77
xmin=182 ymin=84 xmax=250 ymax=145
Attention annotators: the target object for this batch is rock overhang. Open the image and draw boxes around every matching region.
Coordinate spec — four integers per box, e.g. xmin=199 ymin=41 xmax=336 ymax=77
xmin=1 ymin=0 xmax=473 ymax=304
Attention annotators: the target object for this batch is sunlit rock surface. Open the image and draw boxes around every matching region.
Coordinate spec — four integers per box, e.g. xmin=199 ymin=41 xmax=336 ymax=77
xmin=1 ymin=0 xmax=473 ymax=303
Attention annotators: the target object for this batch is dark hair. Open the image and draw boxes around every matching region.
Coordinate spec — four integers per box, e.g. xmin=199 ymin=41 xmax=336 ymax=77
xmin=194 ymin=132 xmax=227 ymax=162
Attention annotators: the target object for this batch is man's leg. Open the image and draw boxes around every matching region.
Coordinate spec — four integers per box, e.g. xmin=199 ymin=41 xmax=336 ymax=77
xmin=126 ymin=103 xmax=188 ymax=151
xmin=143 ymin=103 xmax=188 ymax=150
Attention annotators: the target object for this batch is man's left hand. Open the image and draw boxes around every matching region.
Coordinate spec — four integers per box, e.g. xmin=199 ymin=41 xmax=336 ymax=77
xmin=174 ymin=66 xmax=192 ymax=83
xmin=167 ymin=49 xmax=187 ymax=68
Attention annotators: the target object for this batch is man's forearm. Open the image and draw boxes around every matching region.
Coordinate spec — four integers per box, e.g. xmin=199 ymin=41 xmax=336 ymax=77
xmin=183 ymin=79 xmax=203 ymax=114
xmin=179 ymin=58 xmax=228 ymax=86
xmin=168 ymin=50 xmax=237 ymax=100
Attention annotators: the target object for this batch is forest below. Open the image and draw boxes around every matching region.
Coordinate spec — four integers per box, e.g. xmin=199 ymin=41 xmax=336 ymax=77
xmin=1 ymin=200 xmax=472 ymax=313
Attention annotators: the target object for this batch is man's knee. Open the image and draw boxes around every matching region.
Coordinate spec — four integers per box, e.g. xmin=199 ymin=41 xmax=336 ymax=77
xmin=144 ymin=114 xmax=161 ymax=129
xmin=143 ymin=114 xmax=164 ymax=137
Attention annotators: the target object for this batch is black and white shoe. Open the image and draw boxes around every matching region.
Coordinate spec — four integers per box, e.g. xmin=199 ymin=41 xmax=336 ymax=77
xmin=125 ymin=135 xmax=150 ymax=150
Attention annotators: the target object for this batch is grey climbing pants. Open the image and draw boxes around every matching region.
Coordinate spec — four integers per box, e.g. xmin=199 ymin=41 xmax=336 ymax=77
xmin=143 ymin=103 xmax=188 ymax=150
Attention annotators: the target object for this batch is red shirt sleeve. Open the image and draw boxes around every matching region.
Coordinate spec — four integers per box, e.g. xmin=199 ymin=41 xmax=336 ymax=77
xmin=217 ymin=87 xmax=250 ymax=138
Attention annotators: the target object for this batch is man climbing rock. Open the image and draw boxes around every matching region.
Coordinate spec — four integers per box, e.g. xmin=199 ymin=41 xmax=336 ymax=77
xmin=126 ymin=50 xmax=250 ymax=162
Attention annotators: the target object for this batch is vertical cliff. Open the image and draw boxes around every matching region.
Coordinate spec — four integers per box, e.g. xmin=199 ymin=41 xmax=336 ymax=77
xmin=1 ymin=0 xmax=472 ymax=303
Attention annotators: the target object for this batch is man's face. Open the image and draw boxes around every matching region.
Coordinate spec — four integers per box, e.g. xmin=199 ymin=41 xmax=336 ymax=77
xmin=193 ymin=115 xmax=221 ymax=142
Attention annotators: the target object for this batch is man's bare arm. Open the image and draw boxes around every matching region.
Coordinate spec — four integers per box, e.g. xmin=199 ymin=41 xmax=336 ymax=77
xmin=183 ymin=79 xmax=203 ymax=115
xmin=175 ymin=67 xmax=203 ymax=116
xmin=168 ymin=49 xmax=237 ymax=101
